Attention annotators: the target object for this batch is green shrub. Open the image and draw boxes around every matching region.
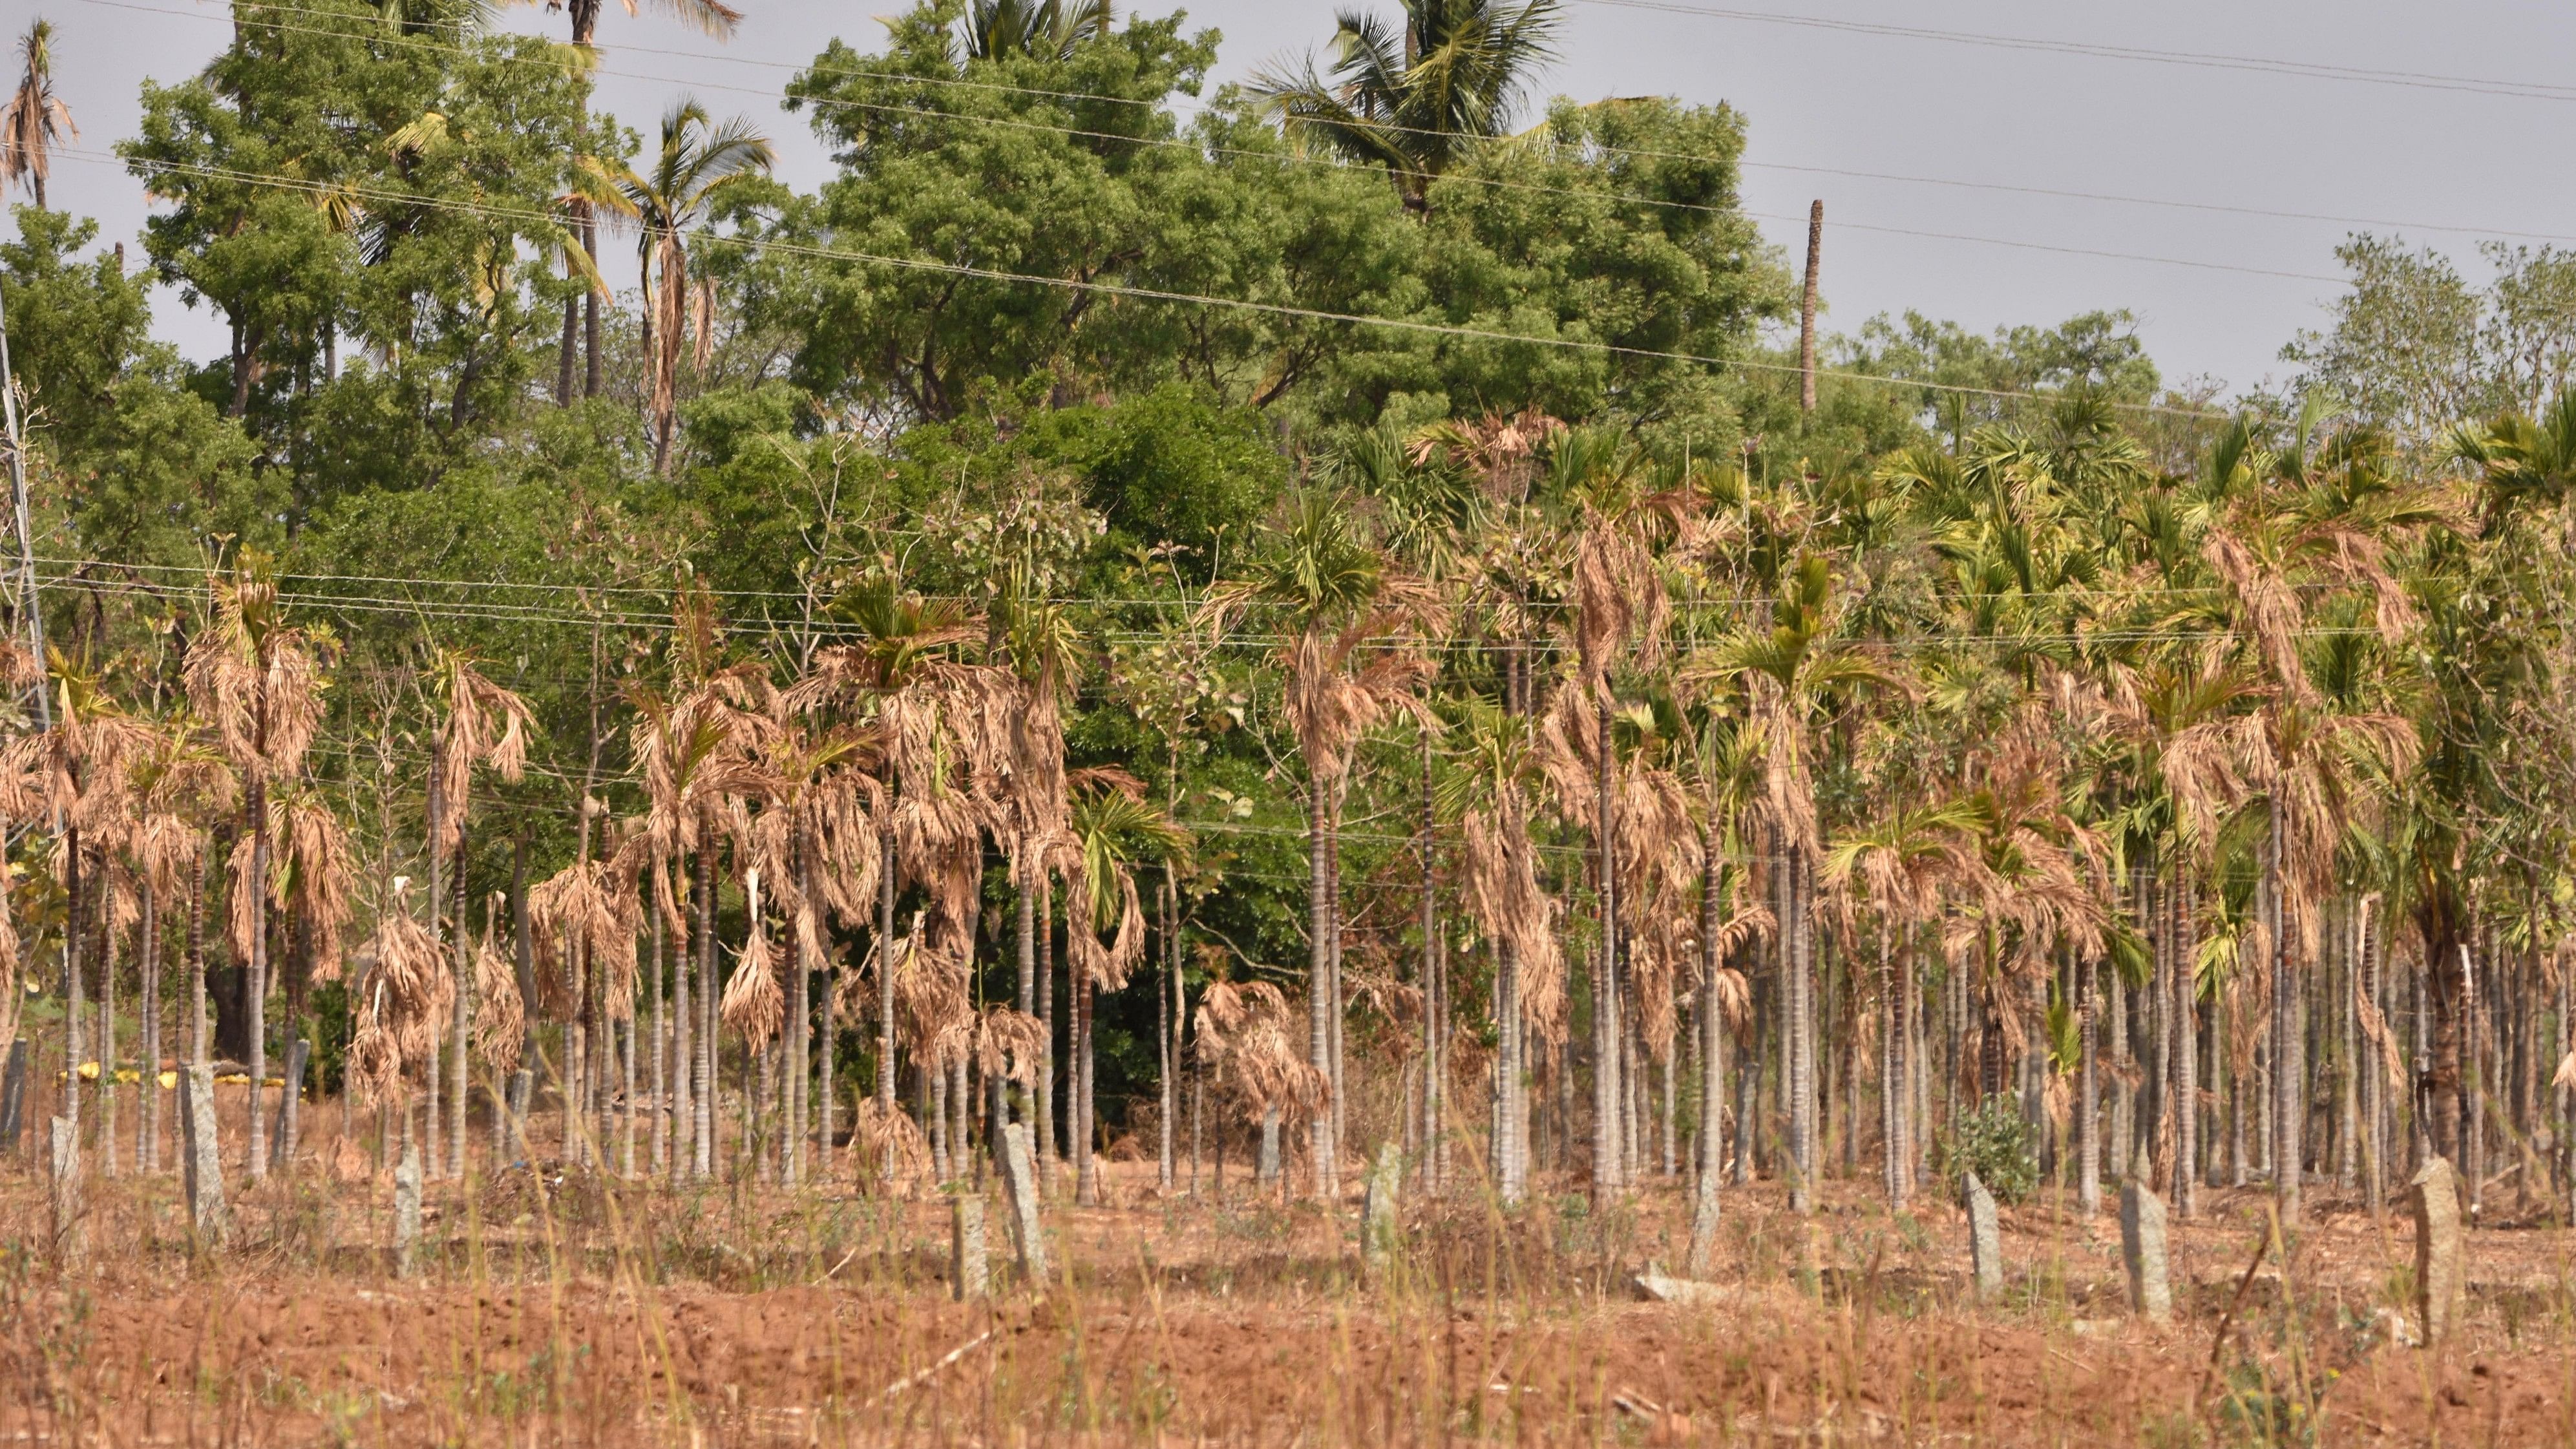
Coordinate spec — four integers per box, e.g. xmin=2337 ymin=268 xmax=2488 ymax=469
xmin=1940 ymin=1097 xmax=2040 ymax=1204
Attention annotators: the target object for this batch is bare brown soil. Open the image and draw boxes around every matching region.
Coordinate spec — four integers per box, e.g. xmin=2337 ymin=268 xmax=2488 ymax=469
xmin=3 ymin=1110 xmax=2573 ymax=1447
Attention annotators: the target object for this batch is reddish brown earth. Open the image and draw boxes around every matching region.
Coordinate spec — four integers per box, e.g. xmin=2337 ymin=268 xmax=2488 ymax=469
xmin=2 ymin=1143 xmax=2571 ymax=1445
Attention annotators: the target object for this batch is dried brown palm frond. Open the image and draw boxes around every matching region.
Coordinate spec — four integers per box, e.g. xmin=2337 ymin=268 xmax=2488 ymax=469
xmin=1282 ymin=622 xmax=1434 ymax=793
xmin=0 ymin=733 xmax=45 ymax=821
xmin=528 ymin=853 xmax=633 ymax=1022
xmin=1408 ymin=410 xmax=1563 ymax=509
xmin=967 ymin=1006 xmax=1048 ymax=1083
xmin=429 ymin=650 xmax=534 ymax=851
xmin=1201 ymin=978 xmax=1327 ymax=1121
xmin=1461 ymin=793 xmax=1566 ymax=1040
xmin=186 ymin=562 xmax=326 ymax=781
xmin=720 ymin=867 xmax=785 ymax=1043
xmin=348 ymin=882 xmax=452 ymax=1105
xmin=472 ymin=931 xmax=523 ymax=1069
xmin=889 ymin=909 xmax=972 ymax=1059
xmin=275 ymin=788 xmax=355 ymax=980
xmin=1068 ymin=864 xmax=1147 ymax=991
xmin=850 ymin=1095 xmax=931 ymax=1187
xmin=2203 ymin=529 xmax=2315 ymax=704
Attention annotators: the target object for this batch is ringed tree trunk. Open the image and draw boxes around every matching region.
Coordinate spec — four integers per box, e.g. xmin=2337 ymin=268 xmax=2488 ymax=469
xmin=139 ymin=881 xmax=159 ymax=1172
xmin=693 ymin=822 xmax=717 ymax=1178
xmin=1307 ymin=781 xmax=1336 ymax=1200
xmin=2173 ymin=866 xmax=2199 ymax=1220
xmin=1593 ymin=694 xmax=1621 ymax=1199
xmin=669 ymin=844 xmax=693 ymax=1186
xmin=1786 ymin=846 xmax=1817 ymax=1213
xmin=2269 ymin=816 xmax=2302 ymax=1226
xmin=65 ymin=830 xmax=85 ymax=1135
xmin=2077 ymin=947 xmax=2100 ymax=1215
xmin=1494 ymin=935 xmax=1524 ymax=1205
xmin=1686 ymin=835 xmax=1726 ymax=1271
xmin=247 ymin=768 xmax=271 ymax=1181
xmin=876 ymin=819 xmax=897 ymax=1132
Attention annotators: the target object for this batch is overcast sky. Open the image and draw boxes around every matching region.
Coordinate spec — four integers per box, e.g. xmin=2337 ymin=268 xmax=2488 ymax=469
xmin=26 ymin=0 xmax=2576 ymax=397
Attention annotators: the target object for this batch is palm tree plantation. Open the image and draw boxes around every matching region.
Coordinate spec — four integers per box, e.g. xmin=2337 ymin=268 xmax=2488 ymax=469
xmin=1 ymin=0 xmax=2573 ymax=1443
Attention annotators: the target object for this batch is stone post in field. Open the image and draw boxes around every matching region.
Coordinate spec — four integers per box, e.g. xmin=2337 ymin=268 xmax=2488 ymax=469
xmin=179 ymin=1064 xmax=231 ymax=1246
xmin=995 ymin=1122 xmax=1048 ymax=1284
xmin=2118 ymin=1181 xmax=2172 ymax=1322
xmin=0 ymin=1038 xmax=28 ymax=1153
xmin=1965 ymin=1171 xmax=2003 ymax=1302
xmin=394 ymin=1142 xmax=424 ymax=1279
xmin=951 ymin=1194 xmax=988 ymax=1300
xmin=1362 ymin=1143 xmax=1401 ymax=1274
xmin=2409 ymin=1156 xmax=2464 ymax=1346
xmin=48 ymin=1116 xmax=83 ymax=1261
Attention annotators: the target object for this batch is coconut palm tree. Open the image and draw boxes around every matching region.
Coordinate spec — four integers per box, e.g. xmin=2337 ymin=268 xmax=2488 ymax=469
xmin=185 ymin=557 xmax=325 ymax=1181
xmin=551 ymin=0 xmax=745 ymax=399
xmin=0 ymin=19 xmax=76 ymax=210
xmin=593 ymin=99 xmax=774 ymax=474
xmin=1253 ymin=0 xmax=1561 ymax=215
xmin=957 ymin=0 xmax=1114 ymax=61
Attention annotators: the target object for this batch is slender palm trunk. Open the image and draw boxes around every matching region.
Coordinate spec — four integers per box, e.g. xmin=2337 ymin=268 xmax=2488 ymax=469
xmin=61 ymin=832 xmax=82 ymax=1136
xmin=1786 ymin=845 xmax=1816 ymax=1213
xmin=98 ymin=905 xmax=116 ymax=1175
xmin=189 ymin=850 xmax=209 ymax=1073
xmin=1593 ymin=696 xmax=1621 ymax=1198
xmin=140 ymin=882 xmax=159 ymax=1172
xmin=1687 ymin=840 xmax=1726 ymax=1268
xmin=1306 ymin=783 xmax=1336 ymax=1199
xmin=2175 ymin=867 xmax=2199 ymax=1218
xmin=2077 ymin=946 xmax=2100 ymax=1214
xmin=670 ymin=850 xmax=693 ymax=1185
xmin=876 ymin=821 xmax=897 ymax=1119
xmin=1037 ymin=874 xmax=1055 ymax=1168
xmin=1076 ymin=966 xmax=1098 ymax=1206
xmin=450 ymin=784 xmax=472 ymax=1178
xmin=651 ymin=862 xmax=668 ymax=1174
xmin=246 ymin=771 xmax=271 ymax=1181
xmin=785 ymin=843 xmax=810 ymax=1188
xmin=1495 ymin=935 xmax=1523 ymax=1205
xmin=2269 ymin=820 xmax=2301 ymax=1225
xmin=1417 ymin=735 xmax=1439 ymax=1191
xmin=693 ymin=829 xmax=716 ymax=1178
xmin=1158 ymin=873 xmax=1175 ymax=1192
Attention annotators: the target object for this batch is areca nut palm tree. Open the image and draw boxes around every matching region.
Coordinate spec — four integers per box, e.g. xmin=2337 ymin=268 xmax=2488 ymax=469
xmin=1698 ymin=551 xmax=1899 ymax=1213
xmin=1210 ymin=489 xmax=1436 ymax=1199
xmin=426 ymin=648 xmax=532 ymax=1178
xmin=1059 ymin=770 xmax=1185 ymax=1207
xmin=1253 ymin=0 xmax=1561 ymax=215
xmin=185 ymin=556 xmax=326 ymax=1181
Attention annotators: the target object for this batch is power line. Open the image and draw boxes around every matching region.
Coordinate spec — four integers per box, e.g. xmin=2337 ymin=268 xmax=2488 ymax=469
xmin=1571 ymin=0 xmax=2576 ymax=104
xmin=36 ymin=566 xmax=2403 ymax=652
xmin=58 ymin=146 xmax=2233 ymax=419
xmin=78 ymin=0 xmax=2367 ymax=284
